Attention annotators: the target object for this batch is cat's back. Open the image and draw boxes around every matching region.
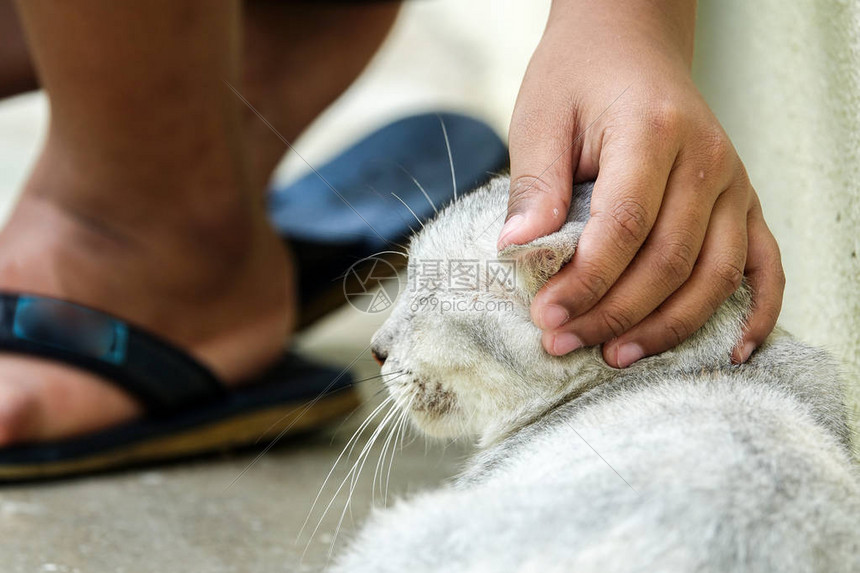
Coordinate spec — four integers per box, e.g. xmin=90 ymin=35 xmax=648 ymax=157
xmin=454 ymin=333 xmax=859 ymax=571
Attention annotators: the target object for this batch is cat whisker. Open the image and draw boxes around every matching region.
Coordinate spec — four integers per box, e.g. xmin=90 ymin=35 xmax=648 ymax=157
xmin=351 ymin=369 xmax=405 ymax=385
xmin=341 ymin=374 xmax=409 ymax=462
xmin=394 ymin=163 xmax=438 ymax=214
xmin=345 ymin=391 xmax=416 ymax=522
xmin=368 ymin=249 xmax=410 ymax=259
xmin=437 ymin=114 xmax=457 ymax=201
xmin=364 ymin=384 xmax=394 ymax=403
xmin=382 ymin=411 xmax=405 ymax=503
xmin=327 ymin=371 xmax=406 ymax=444
xmin=385 ymin=399 xmax=414 ymax=504
xmin=373 ymin=394 xmax=412 ymax=504
xmin=302 ymin=380 xmax=415 ymax=561
xmin=298 ymin=394 xmax=395 ymax=545
xmin=363 ymin=184 xmax=418 ymax=252
xmin=346 ymin=402 xmax=400 ymax=500
xmin=330 ymin=249 xmax=409 ymax=284
xmin=372 ymin=405 xmax=401 ymax=505
xmin=251 ymin=382 xmax=357 ymax=446
xmin=326 ymin=404 xmax=401 ymax=558
xmin=391 ymin=192 xmax=425 ymax=229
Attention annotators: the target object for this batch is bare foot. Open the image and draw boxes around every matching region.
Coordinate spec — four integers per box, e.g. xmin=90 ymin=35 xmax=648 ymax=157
xmin=0 ymin=189 xmax=295 ymax=445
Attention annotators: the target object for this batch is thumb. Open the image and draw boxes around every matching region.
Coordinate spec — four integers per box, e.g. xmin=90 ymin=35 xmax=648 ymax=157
xmin=499 ymin=102 xmax=577 ymax=251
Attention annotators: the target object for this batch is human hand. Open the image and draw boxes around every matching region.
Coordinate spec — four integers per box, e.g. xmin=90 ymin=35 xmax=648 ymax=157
xmin=499 ymin=0 xmax=784 ymax=367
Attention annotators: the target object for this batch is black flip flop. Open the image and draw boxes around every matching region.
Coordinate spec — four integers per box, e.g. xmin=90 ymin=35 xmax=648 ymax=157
xmin=0 ymin=293 xmax=358 ymax=481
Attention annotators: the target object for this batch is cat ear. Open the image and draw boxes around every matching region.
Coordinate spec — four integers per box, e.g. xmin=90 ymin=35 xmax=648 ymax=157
xmin=498 ymin=221 xmax=586 ymax=296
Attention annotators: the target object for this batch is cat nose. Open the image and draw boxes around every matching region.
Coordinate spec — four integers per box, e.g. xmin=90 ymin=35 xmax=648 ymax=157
xmin=371 ymin=346 xmax=388 ymax=366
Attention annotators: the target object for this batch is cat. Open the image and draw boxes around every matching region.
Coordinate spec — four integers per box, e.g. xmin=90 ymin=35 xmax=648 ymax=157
xmin=330 ymin=175 xmax=860 ymax=573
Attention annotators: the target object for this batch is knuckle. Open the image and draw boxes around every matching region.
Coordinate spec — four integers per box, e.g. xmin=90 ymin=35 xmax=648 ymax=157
xmin=761 ymin=298 xmax=783 ymax=324
xmin=772 ymin=238 xmax=784 ymax=264
xmin=746 ymin=303 xmax=780 ymax=342
xmin=694 ymin=127 xmax=735 ymax=184
xmin=661 ymin=312 xmax=695 ymax=348
xmin=604 ymin=197 xmax=651 ymax=246
xmin=645 ymin=101 xmax=683 ymax=138
xmin=507 ymin=175 xmax=555 ymax=215
xmin=752 ymin=272 xmax=785 ymax=321
xmin=702 ymin=127 xmax=732 ymax=165
xmin=565 ymin=261 xmax=609 ymax=309
xmin=712 ymin=258 xmax=745 ymax=293
xmin=598 ymin=307 xmax=635 ymax=338
xmin=768 ymin=243 xmax=786 ymax=287
xmin=775 ymin=265 xmax=787 ymax=288
xmin=653 ymin=236 xmax=697 ymax=286
xmin=734 ymin=162 xmax=752 ymax=187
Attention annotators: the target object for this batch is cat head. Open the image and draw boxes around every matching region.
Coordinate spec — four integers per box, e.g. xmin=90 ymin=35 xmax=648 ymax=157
xmin=370 ymin=176 xmax=601 ymax=444
xmin=370 ymin=175 xmax=749 ymax=445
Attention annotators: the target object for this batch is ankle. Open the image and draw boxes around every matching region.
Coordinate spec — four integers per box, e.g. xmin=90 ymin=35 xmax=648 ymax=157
xmin=0 ymin=188 xmax=295 ymax=381
xmin=20 ymin=141 xmax=267 ymax=280
xmin=15 ymin=192 xmax=279 ymax=298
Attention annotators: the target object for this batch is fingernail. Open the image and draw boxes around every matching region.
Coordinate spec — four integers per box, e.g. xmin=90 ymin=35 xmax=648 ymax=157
xmin=539 ymin=304 xmax=569 ymax=330
xmin=733 ymin=341 xmax=756 ymax=364
xmin=551 ymin=332 xmax=583 ymax=356
xmin=615 ymin=342 xmax=645 ymax=368
xmin=498 ymin=214 xmax=525 ymax=250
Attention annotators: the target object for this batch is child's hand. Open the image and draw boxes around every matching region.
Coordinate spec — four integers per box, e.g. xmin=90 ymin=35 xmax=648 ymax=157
xmin=500 ymin=0 xmax=784 ymax=367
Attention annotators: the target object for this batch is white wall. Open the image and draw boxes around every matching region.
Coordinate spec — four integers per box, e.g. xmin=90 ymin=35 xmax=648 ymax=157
xmin=695 ymin=0 xmax=860 ymax=423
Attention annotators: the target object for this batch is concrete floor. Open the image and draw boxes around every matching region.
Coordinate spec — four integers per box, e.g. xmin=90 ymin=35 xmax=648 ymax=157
xmin=0 ymin=3 xmax=550 ymax=570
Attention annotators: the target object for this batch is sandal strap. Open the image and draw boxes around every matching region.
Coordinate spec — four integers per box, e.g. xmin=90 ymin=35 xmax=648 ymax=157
xmin=0 ymin=292 xmax=225 ymax=415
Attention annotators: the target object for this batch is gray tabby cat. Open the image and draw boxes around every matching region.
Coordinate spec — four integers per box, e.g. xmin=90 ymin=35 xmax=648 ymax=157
xmin=331 ymin=176 xmax=860 ymax=573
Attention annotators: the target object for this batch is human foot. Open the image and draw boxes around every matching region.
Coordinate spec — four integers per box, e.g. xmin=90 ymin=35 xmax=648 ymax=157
xmin=0 ymin=0 xmax=405 ymax=450
xmin=0 ymin=189 xmax=295 ymax=446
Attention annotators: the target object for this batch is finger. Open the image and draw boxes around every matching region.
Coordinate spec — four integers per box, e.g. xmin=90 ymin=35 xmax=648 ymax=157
xmin=601 ymin=182 xmax=749 ymax=366
xmin=533 ymin=129 xmax=676 ymax=335
xmin=549 ymin=158 xmax=720 ymax=350
xmin=731 ymin=198 xmax=784 ymax=363
xmin=501 ymin=68 xmax=578 ymax=250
